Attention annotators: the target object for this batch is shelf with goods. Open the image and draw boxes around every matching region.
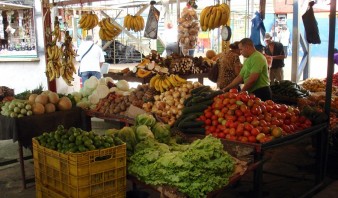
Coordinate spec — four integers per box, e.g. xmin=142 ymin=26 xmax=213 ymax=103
xmin=0 ymin=3 xmax=38 ymax=60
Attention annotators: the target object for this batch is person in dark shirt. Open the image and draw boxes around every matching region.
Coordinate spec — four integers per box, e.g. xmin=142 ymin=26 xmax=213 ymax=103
xmin=264 ymin=33 xmax=286 ymax=84
xmin=334 ymin=48 xmax=338 ymax=65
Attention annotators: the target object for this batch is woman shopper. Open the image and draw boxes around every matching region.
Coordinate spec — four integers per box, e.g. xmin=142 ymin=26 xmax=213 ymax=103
xmin=216 ymin=41 xmax=242 ymax=89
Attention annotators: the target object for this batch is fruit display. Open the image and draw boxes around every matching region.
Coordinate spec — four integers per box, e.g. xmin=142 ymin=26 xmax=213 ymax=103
xmin=301 ymin=78 xmax=326 ymax=92
xmin=169 ymin=56 xmax=214 ymax=75
xmin=270 ymin=80 xmax=310 ymax=102
xmin=1 ymin=99 xmax=32 ymax=118
xmin=149 ymin=74 xmax=187 ymax=92
xmin=174 ymin=86 xmax=223 ymax=134
xmin=200 ymin=3 xmax=230 ymax=31
xmin=98 ymin=18 xmax=122 ymax=41
xmin=35 ymin=125 xmax=124 ymax=153
xmin=46 ymin=44 xmax=62 ymax=81
xmin=151 ymin=81 xmax=201 ymax=125
xmin=180 ymin=89 xmax=313 ymax=143
xmin=60 ymin=31 xmax=77 ymax=86
xmin=78 ymin=12 xmax=99 ymax=30
xmin=178 ymin=7 xmax=199 ymax=55
xmin=123 ymin=14 xmax=145 ymax=32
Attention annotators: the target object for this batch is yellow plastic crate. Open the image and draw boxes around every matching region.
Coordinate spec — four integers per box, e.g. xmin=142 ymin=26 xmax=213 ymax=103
xmin=36 ymin=181 xmax=126 ymax=198
xmin=33 ymin=138 xmax=127 ymax=198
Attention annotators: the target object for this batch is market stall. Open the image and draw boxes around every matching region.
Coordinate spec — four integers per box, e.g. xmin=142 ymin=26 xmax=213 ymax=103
xmin=1 ymin=0 xmax=336 ymax=197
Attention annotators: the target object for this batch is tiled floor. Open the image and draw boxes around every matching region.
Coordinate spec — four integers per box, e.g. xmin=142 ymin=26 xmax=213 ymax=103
xmin=1 ymin=119 xmax=338 ymax=198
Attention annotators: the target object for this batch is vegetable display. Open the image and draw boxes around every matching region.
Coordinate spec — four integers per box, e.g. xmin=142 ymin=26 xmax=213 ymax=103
xmin=35 ymin=125 xmax=123 ymax=153
xmin=128 ymin=135 xmax=235 ymax=197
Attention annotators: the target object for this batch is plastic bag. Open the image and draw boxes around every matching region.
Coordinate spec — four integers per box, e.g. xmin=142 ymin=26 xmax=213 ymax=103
xmin=144 ymin=4 xmax=160 ymax=39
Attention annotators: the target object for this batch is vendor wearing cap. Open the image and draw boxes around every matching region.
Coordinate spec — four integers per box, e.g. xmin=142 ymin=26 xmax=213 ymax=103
xmin=264 ymin=33 xmax=286 ymax=84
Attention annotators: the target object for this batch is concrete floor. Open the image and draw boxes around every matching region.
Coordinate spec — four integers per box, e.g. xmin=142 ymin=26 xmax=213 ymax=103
xmin=1 ymin=119 xmax=338 ymax=198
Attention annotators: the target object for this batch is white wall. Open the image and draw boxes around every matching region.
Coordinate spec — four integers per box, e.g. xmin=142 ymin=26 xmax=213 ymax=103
xmin=0 ymin=0 xmax=47 ymax=94
xmin=0 ymin=0 xmax=81 ymax=95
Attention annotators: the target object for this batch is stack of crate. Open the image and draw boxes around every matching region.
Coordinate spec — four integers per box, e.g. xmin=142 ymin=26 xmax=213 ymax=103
xmin=32 ymin=138 xmax=127 ymax=198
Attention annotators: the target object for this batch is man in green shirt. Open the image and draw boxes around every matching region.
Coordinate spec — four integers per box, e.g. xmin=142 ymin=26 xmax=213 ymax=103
xmin=223 ymin=38 xmax=272 ymax=101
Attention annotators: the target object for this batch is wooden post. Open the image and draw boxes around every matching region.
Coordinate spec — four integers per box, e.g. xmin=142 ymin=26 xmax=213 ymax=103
xmin=43 ymin=0 xmax=56 ymax=92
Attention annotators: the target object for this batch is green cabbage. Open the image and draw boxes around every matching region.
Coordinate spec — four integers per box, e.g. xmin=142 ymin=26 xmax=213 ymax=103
xmin=135 ymin=113 xmax=156 ymax=127
xmin=152 ymin=122 xmax=171 ymax=144
xmin=135 ymin=125 xmax=154 ymax=142
xmin=118 ymin=126 xmax=137 ymax=155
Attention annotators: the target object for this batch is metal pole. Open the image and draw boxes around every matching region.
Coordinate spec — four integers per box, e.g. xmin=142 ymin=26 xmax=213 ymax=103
xmin=291 ymin=0 xmax=300 ymax=82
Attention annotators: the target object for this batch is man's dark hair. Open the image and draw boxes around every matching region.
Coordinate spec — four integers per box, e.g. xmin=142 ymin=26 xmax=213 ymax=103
xmin=239 ymin=38 xmax=254 ymax=47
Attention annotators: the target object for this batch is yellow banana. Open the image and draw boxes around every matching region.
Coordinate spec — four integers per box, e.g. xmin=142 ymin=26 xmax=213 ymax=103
xmin=149 ymin=75 xmax=160 ymax=88
xmin=159 ymin=80 xmax=164 ymax=93
xmin=199 ymin=6 xmax=209 ymax=28
xmin=219 ymin=3 xmax=230 ymax=25
xmin=154 ymin=78 xmax=161 ymax=91
xmin=174 ymin=75 xmax=187 ymax=83
xmin=164 ymin=78 xmax=172 ymax=90
xmin=213 ymin=6 xmax=222 ymax=29
xmin=168 ymin=75 xmax=179 ymax=87
xmin=202 ymin=7 xmax=213 ymax=31
xmin=207 ymin=7 xmax=216 ymax=30
xmin=79 ymin=14 xmax=87 ymax=26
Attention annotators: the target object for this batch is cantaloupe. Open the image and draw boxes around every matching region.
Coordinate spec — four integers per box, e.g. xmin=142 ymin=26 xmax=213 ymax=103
xmin=28 ymin=94 xmax=38 ymax=103
xmin=57 ymin=97 xmax=72 ymax=111
xmin=48 ymin=92 xmax=59 ymax=104
xmin=35 ymin=94 xmax=49 ymax=105
xmin=45 ymin=103 xmax=56 ymax=113
xmin=32 ymin=103 xmax=45 ymax=115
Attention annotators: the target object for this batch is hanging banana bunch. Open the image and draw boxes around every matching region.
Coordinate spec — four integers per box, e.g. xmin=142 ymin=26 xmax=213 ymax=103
xmin=46 ymin=44 xmax=62 ymax=82
xmin=98 ymin=18 xmax=122 ymax=41
xmin=60 ymin=31 xmax=77 ymax=86
xmin=200 ymin=3 xmax=230 ymax=31
xmin=52 ymin=16 xmax=61 ymax=43
xmin=123 ymin=14 xmax=145 ymax=32
xmin=78 ymin=12 xmax=99 ymax=30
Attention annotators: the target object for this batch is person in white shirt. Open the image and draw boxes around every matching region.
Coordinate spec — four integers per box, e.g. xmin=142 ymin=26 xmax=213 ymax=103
xmin=278 ymin=25 xmax=290 ymax=57
xmin=76 ymin=35 xmax=105 ymax=83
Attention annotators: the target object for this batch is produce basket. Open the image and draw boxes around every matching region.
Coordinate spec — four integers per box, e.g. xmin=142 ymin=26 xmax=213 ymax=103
xmin=33 ymin=138 xmax=127 ymax=198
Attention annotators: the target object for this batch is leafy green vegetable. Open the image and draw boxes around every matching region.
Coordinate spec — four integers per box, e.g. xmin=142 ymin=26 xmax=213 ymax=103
xmin=117 ymin=126 xmax=137 ymax=155
xmin=135 ymin=113 xmax=156 ymax=127
xmin=128 ymin=135 xmax=235 ymax=197
xmin=135 ymin=125 xmax=154 ymax=142
xmin=151 ymin=122 xmax=171 ymax=144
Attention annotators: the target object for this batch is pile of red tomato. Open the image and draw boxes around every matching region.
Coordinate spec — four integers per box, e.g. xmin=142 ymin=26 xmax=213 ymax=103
xmin=197 ymin=89 xmax=312 ymax=143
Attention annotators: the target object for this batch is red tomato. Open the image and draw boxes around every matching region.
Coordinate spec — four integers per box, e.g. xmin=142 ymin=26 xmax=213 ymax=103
xmin=217 ymin=132 xmax=225 ymax=139
xmin=212 ymin=120 xmax=219 ymax=126
xmin=243 ymin=130 xmax=251 ymax=137
xmin=248 ymin=135 xmax=257 ymax=143
xmin=244 ymin=123 xmax=254 ymax=131
xmin=229 ymin=128 xmax=236 ymax=136
xmin=238 ymin=116 xmax=246 ymax=123
xmin=199 ymin=115 xmax=206 ymax=121
xmin=229 ymin=88 xmax=239 ymax=93
xmin=205 ymin=111 xmax=212 ymax=118
xmin=235 ymin=109 xmax=243 ymax=116
xmin=205 ymin=119 xmax=212 ymax=126
xmin=251 ymin=128 xmax=260 ymax=136
xmin=246 ymin=116 xmax=254 ymax=122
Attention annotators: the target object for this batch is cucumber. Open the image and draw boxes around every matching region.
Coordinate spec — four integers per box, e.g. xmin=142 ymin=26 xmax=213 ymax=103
xmin=199 ymin=100 xmax=214 ymax=106
xmin=183 ymin=95 xmax=194 ymax=106
xmin=192 ymin=86 xmax=212 ymax=96
xmin=181 ymin=104 xmax=208 ymax=115
xmin=191 ymin=86 xmax=209 ymax=95
xmin=178 ymin=120 xmax=205 ymax=129
xmin=181 ymin=127 xmax=206 ymax=135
